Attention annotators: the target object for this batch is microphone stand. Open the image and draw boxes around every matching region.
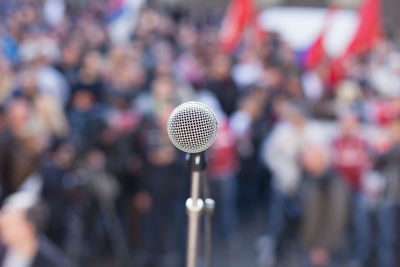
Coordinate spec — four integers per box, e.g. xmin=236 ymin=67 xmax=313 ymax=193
xmin=185 ymin=153 xmax=214 ymax=267
xmin=203 ymin=176 xmax=215 ymax=267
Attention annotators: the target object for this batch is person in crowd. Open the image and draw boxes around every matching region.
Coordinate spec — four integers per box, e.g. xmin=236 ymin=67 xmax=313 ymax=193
xmin=206 ymin=53 xmax=239 ymax=117
xmin=63 ymin=147 xmax=129 ymax=266
xmin=41 ymin=139 xmax=76 ymax=248
xmin=372 ymin=117 xmax=400 ymax=267
xmin=351 ymin=118 xmax=400 ymax=267
xmin=137 ymin=103 xmax=187 ymax=267
xmin=332 ymin=110 xmax=373 ymax=266
xmin=55 ymin=41 xmax=82 ymax=89
xmin=72 ymin=50 xmax=105 ymax=104
xmin=0 ymin=98 xmax=46 ymax=199
xmin=299 ymin=144 xmax=350 ymax=267
xmin=0 ymin=191 xmax=73 ymax=267
xmin=332 ymin=110 xmax=370 ymax=191
xmin=231 ymin=87 xmax=269 ymax=219
xmin=258 ymin=101 xmax=326 ymax=267
xmin=67 ymin=89 xmax=107 ymax=149
xmin=200 ymin=92 xmax=239 ymax=246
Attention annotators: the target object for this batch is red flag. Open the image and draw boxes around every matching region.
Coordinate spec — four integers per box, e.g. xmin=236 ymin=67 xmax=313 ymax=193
xmin=344 ymin=0 xmax=383 ymax=56
xmin=304 ymin=5 xmax=337 ymax=69
xmin=304 ymin=31 xmax=325 ymax=69
xmin=219 ymin=0 xmax=258 ymax=53
xmin=329 ymin=0 xmax=383 ymax=85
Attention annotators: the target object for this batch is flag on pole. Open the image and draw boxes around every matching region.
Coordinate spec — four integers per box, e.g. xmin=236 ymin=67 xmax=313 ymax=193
xmin=304 ymin=31 xmax=325 ymax=69
xmin=303 ymin=5 xmax=337 ymax=69
xmin=219 ymin=0 xmax=264 ymax=53
xmin=329 ymin=0 xmax=383 ymax=85
xmin=107 ymin=0 xmax=145 ymax=43
xmin=344 ymin=0 xmax=383 ymax=57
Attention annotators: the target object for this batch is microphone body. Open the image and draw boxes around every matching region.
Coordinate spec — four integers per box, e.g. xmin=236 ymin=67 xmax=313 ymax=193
xmin=167 ymin=101 xmax=218 ymax=154
xmin=167 ymin=101 xmax=217 ymax=267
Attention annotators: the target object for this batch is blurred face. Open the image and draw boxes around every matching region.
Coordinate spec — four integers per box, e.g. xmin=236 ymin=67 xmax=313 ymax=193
xmin=211 ymin=54 xmax=231 ymax=80
xmin=178 ymin=24 xmax=198 ymax=50
xmin=20 ymin=5 xmax=39 ymax=24
xmin=373 ymin=131 xmax=392 ymax=153
xmin=116 ymin=62 xmax=146 ymax=89
xmin=19 ymin=69 xmax=37 ymax=95
xmin=242 ymin=94 xmax=263 ymax=120
xmin=340 ymin=113 xmax=359 ymax=136
xmin=287 ymin=74 xmax=302 ymax=97
xmin=61 ymin=43 xmax=81 ymax=66
xmin=86 ymin=150 xmax=106 ymax=171
xmin=156 ymin=104 xmax=175 ymax=134
xmin=152 ymin=78 xmax=175 ymax=100
xmin=264 ymin=66 xmax=283 ymax=88
xmin=71 ymin=91 xmax=94 ymax=111
xmin=82 ymin=51 xmax=102 ymax=76
xmin=287 ymin=111 xmax=305 ymax=129
xmin=86 ymin=24 xmax=107 ymax=49
xmin=109 ymin=43 xmax=141 ymax=65
xmin=281 ymin=43 xmax=296 ymax=66
xmin=301 ymin=146 xmax=329 ymax=177
xmin=0 ymin=207 xmax=34 ymax=247
xmin=152 ymin=41 xmax=173 ymax=63
xmin=279 ymin=102 xmax=306 ymax=128
xmin=389 ymin=119 xmax=400 ymax=141
xmin=54 ymin=144 xmax=75 ymax=168
xmin=7 ymin=99 xmax=30 ymax=131
xmin=155 ymin=59 xmax=173 ymax=77
xmin=130 ymin=63 xmax=146 ymax=87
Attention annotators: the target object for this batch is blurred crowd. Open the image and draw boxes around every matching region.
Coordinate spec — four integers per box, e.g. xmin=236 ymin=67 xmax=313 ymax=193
xmin=0 ymin=0 xmax=400 ymax=267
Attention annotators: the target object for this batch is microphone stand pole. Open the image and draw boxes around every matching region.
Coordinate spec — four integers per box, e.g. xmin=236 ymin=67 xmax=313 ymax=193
xmin=203 ymin=177 xmax=215 ymax=267
xmin=186 ymin=153 xmax=206 ymax=267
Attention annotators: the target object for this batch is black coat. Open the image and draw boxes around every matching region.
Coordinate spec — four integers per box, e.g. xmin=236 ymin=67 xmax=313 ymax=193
xmin=0 ymin=236 xmax=74 ymax=267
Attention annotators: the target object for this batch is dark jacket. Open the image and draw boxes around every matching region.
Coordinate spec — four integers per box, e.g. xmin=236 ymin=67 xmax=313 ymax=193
xmin=0 ymin=236 xmax=74 ymax=267
xmin=375 ymin=143 xmax=400 ymax=203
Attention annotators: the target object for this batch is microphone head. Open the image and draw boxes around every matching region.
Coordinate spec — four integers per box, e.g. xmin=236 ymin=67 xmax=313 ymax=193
xmin=167 ymin=101 xmax=218 ymax=153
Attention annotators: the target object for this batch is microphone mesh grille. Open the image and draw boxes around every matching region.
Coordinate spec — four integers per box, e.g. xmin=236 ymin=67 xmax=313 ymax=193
xmin=167 ymin=101 xmax=218 ymax=153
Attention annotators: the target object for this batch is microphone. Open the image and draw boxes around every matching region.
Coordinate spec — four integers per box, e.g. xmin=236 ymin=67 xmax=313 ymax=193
xmin=167 ymin=101 xmax=218 ymax=267
xmin=167 ymin=101 xmax=218 ymax=154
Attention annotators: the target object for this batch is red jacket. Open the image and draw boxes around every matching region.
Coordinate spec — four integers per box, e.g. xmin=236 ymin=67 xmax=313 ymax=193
xmin=332 ymin=135 xmax=370 ymax=190
xmin=207 ymin=119 xmax=239 ymax=179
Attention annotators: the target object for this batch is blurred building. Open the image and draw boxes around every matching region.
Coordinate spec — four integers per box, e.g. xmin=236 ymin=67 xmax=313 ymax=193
xmin=155 ymin=0 xmax=400 ymax=41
